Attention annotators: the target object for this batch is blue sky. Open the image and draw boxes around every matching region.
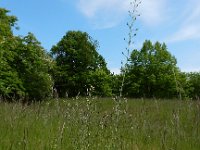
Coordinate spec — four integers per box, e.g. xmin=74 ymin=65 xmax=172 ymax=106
xmin=1 ymin=0 xmax=200 ymax=74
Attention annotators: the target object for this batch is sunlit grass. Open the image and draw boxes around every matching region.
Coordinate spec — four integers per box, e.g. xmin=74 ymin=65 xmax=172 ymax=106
xmin=0 ymin=98 xmax=200 ymax=149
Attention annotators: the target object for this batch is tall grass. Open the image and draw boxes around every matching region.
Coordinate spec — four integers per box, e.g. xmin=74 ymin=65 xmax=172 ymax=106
xmin=0 ymin=98 xmax=200 ymax=149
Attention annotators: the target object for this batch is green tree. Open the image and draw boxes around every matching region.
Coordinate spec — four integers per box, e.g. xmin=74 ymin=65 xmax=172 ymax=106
xmin=14 ymin=33 xmax=53 ymax=101
xmin=0 ymin=8 xmax=53 ymax=101
xmin=0 ymin=8 xmax=25 ymax=100
xmin=51 ymin=31 xmax=111 ymax=97
xmin=0 ymin=8 xmax=18 ymax=39
xmin=186 ymin=72 xmax=200 ymax=100
xmin=110 ymin=74 xmax=123 ymax=97
xmin=124 ymin=40 xmax=182 ymax=98
xmin=88 ymin=69 xmax=112 ymax=96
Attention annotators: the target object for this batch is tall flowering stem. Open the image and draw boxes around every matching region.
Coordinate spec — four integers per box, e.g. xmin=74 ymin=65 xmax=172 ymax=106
xmin=120 ymin=0 xmax=141 ymax=97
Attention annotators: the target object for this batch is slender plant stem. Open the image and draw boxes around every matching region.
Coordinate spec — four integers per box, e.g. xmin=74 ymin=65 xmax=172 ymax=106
xmin=120 ymin=0 xmax=141 ymax=97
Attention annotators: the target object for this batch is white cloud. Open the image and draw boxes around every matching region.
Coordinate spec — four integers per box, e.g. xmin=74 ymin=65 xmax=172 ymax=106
xmin=139 ymin=0 xmax=167 ymax=26
xmin=181 ymin=64 xmax=200 ymax=72
xmin=78 ymin=0 xmax=125 ymax=18
xmin=167 ymin=0 xmax=200 ymax=43
xmin=181 ymin=67 xmax=200 ymax=73
xmin=77 ymin=0 xmax=167 ymax=29
xmin=167 ymin=25 xmax=200 ymax=43
xmin=77 ymin=0 xmax=128 ymax=29
xmin=110 ymin=68 xmax=121 ymax=74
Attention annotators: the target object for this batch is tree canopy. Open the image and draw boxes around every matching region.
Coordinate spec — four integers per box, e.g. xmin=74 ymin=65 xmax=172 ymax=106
xmin=50 ymin=31 xmax=111 ymax=97
xmin=0 ymin=8 xmax=53 ymax=101
xmin=123 ymin=40 xmax=182 ymax=98
xmin=1 ymin=7 xmax=200 ymax=101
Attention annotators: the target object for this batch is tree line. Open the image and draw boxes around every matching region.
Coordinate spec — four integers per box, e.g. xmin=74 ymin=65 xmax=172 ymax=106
xmin=0 ymin=8 xmax=200 ymax=101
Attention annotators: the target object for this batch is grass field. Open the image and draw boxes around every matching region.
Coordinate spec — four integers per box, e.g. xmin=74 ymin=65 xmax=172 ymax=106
xmin=0 ymin=98 xmax=200 ymax=150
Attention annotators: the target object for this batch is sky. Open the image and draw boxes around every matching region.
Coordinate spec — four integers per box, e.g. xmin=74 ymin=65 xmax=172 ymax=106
xmin=1 ymin=0 xmax=200 ymax=74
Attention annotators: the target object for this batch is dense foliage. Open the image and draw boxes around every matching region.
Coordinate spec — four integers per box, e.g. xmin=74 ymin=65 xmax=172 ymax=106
xmin=50 ymin=31 xmax=112 ymax=97
xmin=1 ymin=7 xmax=200 ymax=101
xmin=0 ymin=8 xmax=53 ymax=101
xmin=123 ymin=40 xmax=182 ymax=98
xmin=186 ymin=72 xmax=200 ymax=100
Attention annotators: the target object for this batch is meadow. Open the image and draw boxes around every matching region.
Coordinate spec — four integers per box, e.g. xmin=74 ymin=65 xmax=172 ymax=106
xmin=0 ymin=98 xmax=200 ymax=150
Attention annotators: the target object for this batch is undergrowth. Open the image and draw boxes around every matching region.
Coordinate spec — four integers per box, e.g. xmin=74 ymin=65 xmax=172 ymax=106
xmin=0 ymin=98 xmax=200 ymax=149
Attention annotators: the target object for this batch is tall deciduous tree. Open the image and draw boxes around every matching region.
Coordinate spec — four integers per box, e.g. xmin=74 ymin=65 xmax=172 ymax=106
xmin=0 ymin=8 xmax=53 ymax=101
xmin=186 ymin=72 xmax=200 ymax=100
xmin=0 ymin=8 xmax=25 ymax=100
xmin=51 ymin=31 xmax=111 ymax=97
xmin=124 ymin=40 xmax=182 ymax=98
xmin=15 ymin=33 xmax=54 ymax=101
xmin=0 ymin=8 xmax=17 ymax=38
